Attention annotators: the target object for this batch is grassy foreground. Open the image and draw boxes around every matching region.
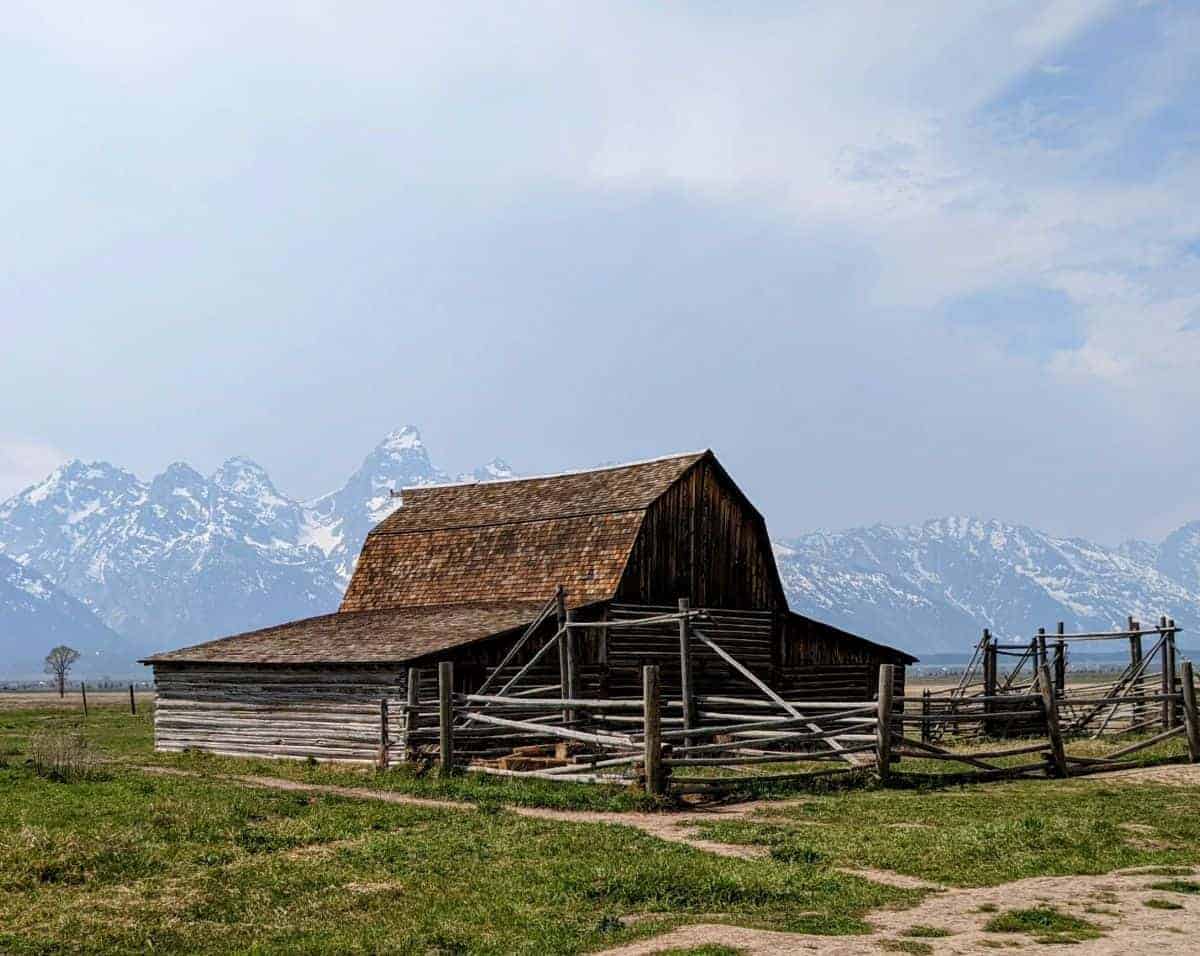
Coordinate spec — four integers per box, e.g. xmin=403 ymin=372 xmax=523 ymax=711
xmin=3 ymin=698 xmax=1200 ymax=953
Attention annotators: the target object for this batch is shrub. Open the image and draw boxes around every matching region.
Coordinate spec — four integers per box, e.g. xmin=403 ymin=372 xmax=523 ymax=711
xmin=27 ymin=730 xmax=102 ymax=783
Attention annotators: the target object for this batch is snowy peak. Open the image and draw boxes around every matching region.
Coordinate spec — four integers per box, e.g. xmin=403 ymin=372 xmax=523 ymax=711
xmin=777 ymin=517 xmax=1200 ymax=654
xmin=212 ymin=457 xmax=284 ymax=502
xmin=466 ymin=458 xmax=517 ymax=482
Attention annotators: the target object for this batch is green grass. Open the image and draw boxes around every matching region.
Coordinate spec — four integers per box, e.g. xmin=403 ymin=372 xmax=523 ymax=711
xmin=1148 ymin=879 xmax=1200 ymax=894
xmin=982 ymin=906 xmax=1102 ymax=944
xmin=1144 ymin=898 xmax=1184 ymax=910
xmin=694 ymin=778 xmax=1200 ymax=887
xmin=902 ymin=925 xmax=952 ymax=938
xmin=0 ymin=761 xmax=914 ymax=953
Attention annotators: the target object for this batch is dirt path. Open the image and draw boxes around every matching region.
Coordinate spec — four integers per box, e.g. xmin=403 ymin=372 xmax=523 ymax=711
xmin=599 ymin=867 xmax=1200 ymax=954
xmin=138 ymin=766 xmax=1200 ymax=953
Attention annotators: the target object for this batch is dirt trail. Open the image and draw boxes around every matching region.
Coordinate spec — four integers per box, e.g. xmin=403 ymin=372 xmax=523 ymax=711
xmin=600 ymin=867 xmax=1200 ymax=954
xmin=137 ymin=766 xmax=1200 ymax=953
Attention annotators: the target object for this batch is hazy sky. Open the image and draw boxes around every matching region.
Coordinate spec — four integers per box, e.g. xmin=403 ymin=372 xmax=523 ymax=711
xmin=3 ymin=2 xmax=1199 ymax=545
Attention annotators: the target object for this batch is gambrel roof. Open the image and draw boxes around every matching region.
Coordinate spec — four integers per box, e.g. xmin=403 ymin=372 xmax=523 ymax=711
xmin=339 ymin=451 xmax=707 ymax=613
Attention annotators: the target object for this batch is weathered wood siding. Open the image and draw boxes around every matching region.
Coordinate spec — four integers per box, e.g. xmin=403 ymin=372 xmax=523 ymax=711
xmin=152 ymin=663 xmax=406 ymax=762
xmin=616 ymin=457 xmax=784 ymax=611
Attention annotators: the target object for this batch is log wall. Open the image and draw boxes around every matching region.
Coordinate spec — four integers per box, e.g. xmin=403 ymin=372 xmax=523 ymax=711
xmin=152 ymin=663 xmax=409 ymax=762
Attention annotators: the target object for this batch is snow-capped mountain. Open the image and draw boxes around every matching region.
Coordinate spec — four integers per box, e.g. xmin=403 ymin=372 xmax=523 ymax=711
xmin=0 ymin=426 xmax=512 ymax=673
xmin=0 ymin=553 xmax=126 ymax=678
xmin=776 ymin=517 xmax=1199 ymax=654
xmin=4 ymin=425 xmax=1200 ymax=673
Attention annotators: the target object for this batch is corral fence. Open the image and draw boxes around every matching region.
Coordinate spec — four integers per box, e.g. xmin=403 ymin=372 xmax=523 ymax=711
xmin=372 ymin=605 xmax=1200 ymax=796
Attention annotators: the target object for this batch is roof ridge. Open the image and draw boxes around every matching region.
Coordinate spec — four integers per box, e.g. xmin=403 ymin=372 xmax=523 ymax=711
xmin=399 ymin=449 xmax=709 ymax=493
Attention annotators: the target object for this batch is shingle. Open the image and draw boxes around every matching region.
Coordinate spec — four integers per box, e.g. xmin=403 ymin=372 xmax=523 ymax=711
xmin=140 ymin=602 xmax=543 ymax=665
xmin=340 ymin=452 xmax=705 ymax=612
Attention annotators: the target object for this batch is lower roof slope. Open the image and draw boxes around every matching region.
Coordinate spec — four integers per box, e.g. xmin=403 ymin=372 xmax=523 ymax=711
xmin=140 ymin=601 xmax=542 ymax=665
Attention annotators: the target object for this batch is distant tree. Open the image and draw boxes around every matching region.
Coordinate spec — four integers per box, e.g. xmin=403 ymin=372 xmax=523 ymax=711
xmin=44 ymin=646 xmax=81 ymax=698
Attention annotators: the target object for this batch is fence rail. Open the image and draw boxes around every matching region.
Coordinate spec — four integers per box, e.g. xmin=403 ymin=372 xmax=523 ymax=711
xmin=370 ymin=599 xmax=1199 ymax=796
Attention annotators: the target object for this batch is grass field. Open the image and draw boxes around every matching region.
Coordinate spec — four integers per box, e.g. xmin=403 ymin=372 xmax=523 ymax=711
xmin=3 ymin=697 xmax=1200 ymax=953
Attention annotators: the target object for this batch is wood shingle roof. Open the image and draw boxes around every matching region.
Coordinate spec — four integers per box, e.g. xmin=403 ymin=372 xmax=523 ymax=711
xmin=141 ymin=602 xmax=542 ymax=665
xmin=339 ymin=451 xmax=706 ymax=613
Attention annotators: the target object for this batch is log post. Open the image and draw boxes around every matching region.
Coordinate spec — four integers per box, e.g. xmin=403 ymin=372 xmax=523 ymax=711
xmin=982 ymin=629 xmax=996 ymax=698
xmin=129 ymin=683 xmax=137 ymax=715
xmin=1181 ymin=660 xmax=1200 ymax=764
xmin=563 ymin=609 xmax=578 ymax=725
xmin=1037 ymin=627 xmax=1048 ymax=673
xmin=438 ymin=661 xmax=454 ymax=775
xmin=81 ymin=681 xmax=88 ymax=718
xmin=921 ymin=688 xmax=931 ymax=745
xmin=1038 ymin=661 xmax=1068 ymax=778
xmin=404 ymin=668 xmax=420 ymax=763
xmin=1054 ymin=622 xmax=1066 ymax=696
xmin=1129 ymin=617 xmax=1144 ymax=726
xmin=555 ymin=585 xmax=569 ymax=717
xmin=642 ymin=665 xmax=664 ymax=797
xmin=378 ymin=698 xmax=390 ymax=770
xmin=1161 ymin=617 xmax=1175 ymax=730
xmin=678 ymin=597 xmax=697 ymax=748
xmin=876 ymin=663 xmax=895 ymax=784
xmin=1170 ymin=619 xmax=1180 ymax=726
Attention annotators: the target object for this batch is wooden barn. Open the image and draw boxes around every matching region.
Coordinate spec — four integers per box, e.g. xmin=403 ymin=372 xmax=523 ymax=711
xmin=143 ymin=451 xmax=914 ymax=762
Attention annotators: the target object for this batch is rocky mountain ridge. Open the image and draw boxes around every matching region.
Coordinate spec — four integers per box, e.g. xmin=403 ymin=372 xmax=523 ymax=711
xmin=1 ymin=428 xmax=1197 ymax=673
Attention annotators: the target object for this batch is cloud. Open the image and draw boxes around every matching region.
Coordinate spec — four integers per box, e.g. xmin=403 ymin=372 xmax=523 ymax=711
xmin=0 ymin=440 xmax=66 ymax=500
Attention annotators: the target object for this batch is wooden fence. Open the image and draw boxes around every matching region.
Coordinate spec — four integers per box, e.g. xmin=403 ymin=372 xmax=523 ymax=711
xmin=375 ymin=655 xmax=1200 ymax=796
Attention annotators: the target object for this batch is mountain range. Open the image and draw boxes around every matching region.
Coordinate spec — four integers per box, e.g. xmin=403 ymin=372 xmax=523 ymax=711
xmin=1 ymin=426 xmax=1197 ymax=677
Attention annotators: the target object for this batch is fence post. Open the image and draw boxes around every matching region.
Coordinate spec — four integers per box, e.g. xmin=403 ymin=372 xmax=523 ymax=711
xmin=129 ymin=683 xmax=137 ymax=715
xmin=921 ymin=688 xmax=931 ymax=745
xmin=438 ymin=661 xmax=454 ymax=775
xmin=81 ymin=681 xmax=88 ymax=718
xmin=1036 ymin=627 xmax=1048 ymax=673
xmin=1180 ymin=661 xmax=1200 ymax=764
xmin=1038 ymin=662 xmax=1068 ymax=778
xmin=1129 ymin=617 xmax=1144 ymax=726
xmin=555 ymin=584 xmax=569 ymax=712
xmin=378 ymin=698 xmax=390 ymax=769
xmin=563 ymin=609 xmax=578 ymax=725
xmin=404 ymin=668 xmax=420 ymax=763
xmin=642 ymin=664 xmax=664 ymax=797
xmin=1054 ymin=622 xmax=1066 ymax=696
xmin=876 ymin=663 xmax=894 ymax=784
xmin=1161 ymin=617 xmax=1175 ymax=730
xmin=678 ymin=597 xmax=697 ymax=748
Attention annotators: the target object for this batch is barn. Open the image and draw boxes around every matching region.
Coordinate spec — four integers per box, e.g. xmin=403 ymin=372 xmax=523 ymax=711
xmin=142 ymin=451 xmax=914 ymax=762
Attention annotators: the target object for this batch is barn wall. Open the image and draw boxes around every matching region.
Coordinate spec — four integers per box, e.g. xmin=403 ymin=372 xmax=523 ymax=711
xmin=616 ymin=459 xmax=784 ymax=611
xmin=152 ymin=663 xmax=406 ymax=762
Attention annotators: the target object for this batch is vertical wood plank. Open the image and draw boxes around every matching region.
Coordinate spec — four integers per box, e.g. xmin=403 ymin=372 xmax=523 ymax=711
xmin=1161 ymin=616 xmax=1175 ymax=730
xmin=677 ymin=597 xmax=696 ymax=747
xmin=1038 ymin=661 xmax=1068 ymax=778
xmin=877 ymin=663 xmax=894 ymax=783
xmin=1054 ymin=622 xmax=1066 ymax=696
xmin=1181 ymin=660 xmax=1200 ymax=764
xmin=81 ymin=681 xmax=88 ymax=718
xmin=129 ymin=683 xmax=137 ymax=715
xmin=405 ymin=668 xmax=420 ymax=763
xmin=563 ymin=609 xmax=578 ymax=725
xmin=921 ymin=688 xmax=931 ymax=745
xmin=438 ymin=661 xmax=454 ymax=775
xmin=556 ymin=585 xmax=569 ymax=711
xmin=378 ymin=698 xmax=390 ymax=770
xmin=1129 ymin=617 xmax=1144 ymax=726
xmin=642 ymin=665 xmax=663 ymax=797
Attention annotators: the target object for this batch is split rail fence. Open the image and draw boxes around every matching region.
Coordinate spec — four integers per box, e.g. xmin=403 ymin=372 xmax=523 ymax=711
xmin=370 ymin=603 xmax=1200 ymax=796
